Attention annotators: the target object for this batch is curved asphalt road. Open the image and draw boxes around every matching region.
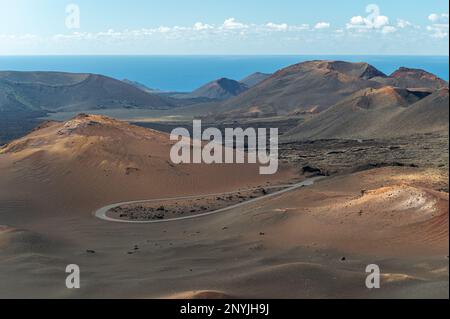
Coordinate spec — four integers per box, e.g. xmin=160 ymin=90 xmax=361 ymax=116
xmin=94 ymin=176 xmax=324 ymax=224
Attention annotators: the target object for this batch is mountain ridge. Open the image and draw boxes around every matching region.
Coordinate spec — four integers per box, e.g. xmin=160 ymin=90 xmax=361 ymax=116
xmin=183 ymin=77 xmax=249 ymax=100
xmin=0 ymin=71 xmax=176 ymax=113
xmin=209 ymin=60 xmax=447 ymax=120
xmin=239 ymin=72 xmax=272 ymax=87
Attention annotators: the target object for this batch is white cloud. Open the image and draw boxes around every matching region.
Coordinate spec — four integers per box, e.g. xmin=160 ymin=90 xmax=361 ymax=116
xmin=347 ymin=15 xmax=390 ymax=29
xmin=289 ymin=24 xmax=310 ymax=31
xmin=428 ymin=13 xmax=440 ymax=23
xmin=13 ymin=10 xmax=450 ymax=55
xmin=349 ymin=16 xmax=365 ymax=26
xmin=427 ymin=25 xmax=449 ymax=38
xmin=427 ymin=13 xmax=449 ymax=38
xmin=266 ymin=22 xmax=288 ymax=31
xmin=193 ymin=22 xmax=213 ymax=31
xmin=222 ymin=18 xmax=248 ymax=30
xmin=428 ymin=13 xmax=449 ymax=24
xmin=46 ymin=20 xmax=314 ymax=43
xmin=382 ymin=26 xmax=397 ymax=34
xmin=157 ymin=26 xmax=171 ymax=33
xmin=374 ymin=16 xmax=389 ymax=28
xmin=314 ymin=22 xmax=330 ymax=29
xmin=347 ymin=4 xmax=390 ymax=30
xmin=396 ymin=19 xmax=412 ymax=29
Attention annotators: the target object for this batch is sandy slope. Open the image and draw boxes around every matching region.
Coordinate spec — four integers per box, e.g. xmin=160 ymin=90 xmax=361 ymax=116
xmin=267 ymin=167 xmax=448 ymax=256
xmin=0 ymin=116 xmax=447 ymax=299
xmin=285 ymin=87 xmax=449 ymax=141
xmin=0 ymin=114 xmax=295 ymax=214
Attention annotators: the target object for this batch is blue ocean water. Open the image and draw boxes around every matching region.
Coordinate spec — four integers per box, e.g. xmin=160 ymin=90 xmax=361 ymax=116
xmin=0 ymin=55 xmax=448 ymax=92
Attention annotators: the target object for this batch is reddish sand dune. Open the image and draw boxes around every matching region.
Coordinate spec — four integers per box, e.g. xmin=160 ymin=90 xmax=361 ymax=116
xmin=265 ymin=167 xmax=449 ymax=257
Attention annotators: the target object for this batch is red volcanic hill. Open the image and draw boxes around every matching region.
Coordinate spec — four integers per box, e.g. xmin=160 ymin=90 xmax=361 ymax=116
xmin=383 ymin=67 xmax=449 ymax=90
xmin=0 ymin=114 xmax=291 ymax=209
xmin=209 ymin=61 xmax=447 ymax=120
xmin=212 ymin=61 xmax=389 ymax=118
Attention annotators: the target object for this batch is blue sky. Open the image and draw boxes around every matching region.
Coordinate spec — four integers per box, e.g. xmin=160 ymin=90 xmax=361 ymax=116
xmin=0 ymin=0 xmax=448 ymax=55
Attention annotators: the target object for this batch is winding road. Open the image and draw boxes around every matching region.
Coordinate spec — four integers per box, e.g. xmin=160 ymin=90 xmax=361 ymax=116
xmin=94 ymin=176 xmax=324 ymax=224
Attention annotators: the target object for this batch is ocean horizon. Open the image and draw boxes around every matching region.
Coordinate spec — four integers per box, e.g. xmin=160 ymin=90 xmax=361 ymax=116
xmin=0 ymin=55 xmax=448 ymax=92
